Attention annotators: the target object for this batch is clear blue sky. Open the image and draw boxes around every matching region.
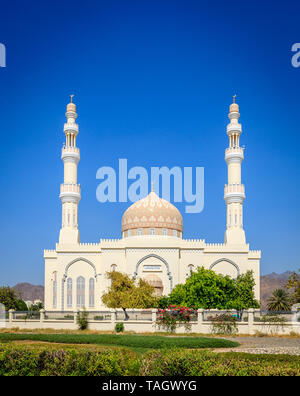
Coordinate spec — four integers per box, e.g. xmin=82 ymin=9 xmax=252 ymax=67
xmin=0 ymin=0 xmax=299 ymax=285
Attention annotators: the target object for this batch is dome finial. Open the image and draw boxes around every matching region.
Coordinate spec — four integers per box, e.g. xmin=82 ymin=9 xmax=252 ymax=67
xmin=66 ymin=94 xmax=77 ymax=113
xmin=151 ymin=181 xmax=154 ymax=192
xmin=229 ymin=94 xmax=239 ymax=113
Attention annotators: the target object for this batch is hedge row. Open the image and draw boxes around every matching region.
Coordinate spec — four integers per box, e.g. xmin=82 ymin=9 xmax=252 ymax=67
xmin=141 ymin=349 xmax=300 ymax=376
xmin=0 ymin=344 xmax=299 ymax=376
xmin=0 ymin=344 xmax=138 ymax=376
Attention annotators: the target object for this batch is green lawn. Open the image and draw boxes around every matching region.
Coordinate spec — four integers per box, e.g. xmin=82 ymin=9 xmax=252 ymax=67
xmin=0 ymin=333 xmax=239 ymax=353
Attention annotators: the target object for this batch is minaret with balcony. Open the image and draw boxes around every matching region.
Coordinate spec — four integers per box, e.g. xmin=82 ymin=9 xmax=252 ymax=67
xmin=59 ymin=96 xmax=81 ymax=244
xmin=224 ymin=96 xmax=246 ymax=245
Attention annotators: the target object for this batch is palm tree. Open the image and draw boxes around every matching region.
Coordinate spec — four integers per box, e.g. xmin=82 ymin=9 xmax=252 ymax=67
xmin=267 ymin=289 xmax=292 ymax=312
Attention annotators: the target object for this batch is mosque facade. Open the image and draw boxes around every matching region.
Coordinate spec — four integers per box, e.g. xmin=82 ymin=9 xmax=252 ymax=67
xmin=44 ymin=98 xmax=261 ymax=311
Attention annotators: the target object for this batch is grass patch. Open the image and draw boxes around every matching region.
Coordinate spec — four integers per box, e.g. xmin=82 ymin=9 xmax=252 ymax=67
xmin=0 ymin=333 xmax=239 ymax=351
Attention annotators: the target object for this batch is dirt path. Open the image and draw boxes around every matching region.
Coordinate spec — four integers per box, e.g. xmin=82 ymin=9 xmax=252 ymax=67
xmin=214 ymin=336 xmax=300 ymax=355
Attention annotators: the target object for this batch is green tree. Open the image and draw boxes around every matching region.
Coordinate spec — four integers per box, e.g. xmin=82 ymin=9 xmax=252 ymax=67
xmin=76 ymin=308 xmax=89 ymax=330
xmin=166 ymin=267 xmax=259 ymax=310
xmin=102 ymin=271 xmax=157 ymax=320
xmin=233 ymin=271 xmax=260 ymax=310
xmin=31 ymin=302 xmax=44 ymax=311
xmin=267 ymin=289 xmax=292 ymax=311
xmin=16 ymin=299 xmax=28 ymax=311
xmin=0 ymin=286 xmax=27 ymax=310
xmin=157 ymin=295 xmax=170 ymax=309
xmin=286 ymin=269 xmax=300 ymax=304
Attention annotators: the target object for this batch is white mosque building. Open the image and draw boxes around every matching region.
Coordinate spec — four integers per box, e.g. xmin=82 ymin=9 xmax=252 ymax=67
xmin=44 ymin=98 xmax=261 ymax=311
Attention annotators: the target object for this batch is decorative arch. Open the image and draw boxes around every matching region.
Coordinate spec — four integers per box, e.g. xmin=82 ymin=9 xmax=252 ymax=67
xmin=133 ymin=254 xmax=173 ymax=291
xmin=61 ymin=257 xmax=98 ymax=311
xmin=111 ymin=264 xmax=117 ymax=272
xmin=209 ymin=258 xmax=240 ymax=277
xmin=63 ymin=257 xmax=98 ymax=281
xmin=187 ymin=264 xmax=195 ymax=277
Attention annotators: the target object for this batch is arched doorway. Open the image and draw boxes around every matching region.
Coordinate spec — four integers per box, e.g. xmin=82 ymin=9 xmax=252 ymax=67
xmin=144 ymin=274 xmax=164 ymax=297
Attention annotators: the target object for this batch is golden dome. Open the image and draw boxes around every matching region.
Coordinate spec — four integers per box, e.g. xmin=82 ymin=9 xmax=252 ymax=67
xmin=121 ymin=191 xmax=183 ymax=235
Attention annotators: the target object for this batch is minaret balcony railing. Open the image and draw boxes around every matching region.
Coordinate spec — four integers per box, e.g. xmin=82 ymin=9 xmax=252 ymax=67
xmin=64 ymin=123 xmax=79 ymax=134
xmin=65 ymin=111 xmax=77 ymax=119
xmin=227 ymin=124 xmax=241 ymax=134
xmin=225 ymin=147 xmax=244 ymax=162
xmin=60 ymin=183 xmax=81 ymax=203
xmin=62 ymin=146 xmax=80 ymax=154
xmin=60 ymin=183 xmax=81 ymax=194
xmin=224 ymin=184 xmax=245 ymax=204
xmin=61 ymin=146 xmax=80 ymax=163
xmin=224 ymin=184 xmax=245 ymax=194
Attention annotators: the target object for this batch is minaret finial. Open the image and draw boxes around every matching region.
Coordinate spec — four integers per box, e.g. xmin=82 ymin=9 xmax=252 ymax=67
xmin=70 ymin=94 xmax=74 ymax=103
xmin=233 ymin=94 xmax=236 ymax=103
xmin=151 ymin=181 xmax=154 ymax=192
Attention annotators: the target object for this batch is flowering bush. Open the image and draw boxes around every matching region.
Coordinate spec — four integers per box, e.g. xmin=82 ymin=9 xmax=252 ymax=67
xmin=210 ymin=313 xmax=238 ymax=335
xmin=156 ymin=305 xmax=197 ymax=333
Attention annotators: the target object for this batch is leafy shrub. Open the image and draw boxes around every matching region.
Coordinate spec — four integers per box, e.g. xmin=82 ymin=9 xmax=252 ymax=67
xmin=259 ymin=314 xmax=288 ymax=334
xmin=156 ymin=305 xmax=197 ymax=333
xmin=1 ymin=344 xmax=299 ymax=376
xmin=0 ymin=344 xmax=138 ymax=376
xmin=115 ymin=322 xmax=124 ymax=333
xmin=157 ymin=296 xmax=169 ymax=309
xmin=25 ymin=312 xmax=40 ymax=320
xmin=210 ymin=313 xmax=238 ymax=335
xmin=76 ymin=309 xmax=89 ymax=330
xmin=63 ymin=315 xmax=74 ymax=320
xmin=141 ymin=349 xmax=300 ymax=376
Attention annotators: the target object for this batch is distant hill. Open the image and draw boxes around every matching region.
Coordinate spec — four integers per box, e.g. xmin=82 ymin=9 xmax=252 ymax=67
xmin=13 ymin=283 xmax=44 ymax=302
xmin=260 ymin=271 xmax=296 ymax=310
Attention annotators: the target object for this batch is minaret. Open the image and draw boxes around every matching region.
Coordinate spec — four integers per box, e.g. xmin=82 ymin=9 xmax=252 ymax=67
xmin=58 ymin=96 xmax=81 ymax=244
xmin=224 ymin=96 xmax=246 ymax=245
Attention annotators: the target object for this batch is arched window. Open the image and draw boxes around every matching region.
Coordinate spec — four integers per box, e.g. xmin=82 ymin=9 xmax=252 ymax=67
xmin=138 ymin=228 xmax=143 ymax=236
xmin=111 ymin=264 xmax=117 ymax=272
xmin=150 ymin=228 xmax=155 ymax=235
xmin=162 ymin=228 xmax=167 ymax=236
xmin=67 ymin=278 xmax=72 ymax=308
xmin=76 ymin=276 xmax=85 ymax=308
xmin=89 ymin=278 xmax=95 ymax=308
xmin=52 ymin=272 xmax=57 ymax=308
xmin=188 ymin=264 xmax=194 ymax=277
